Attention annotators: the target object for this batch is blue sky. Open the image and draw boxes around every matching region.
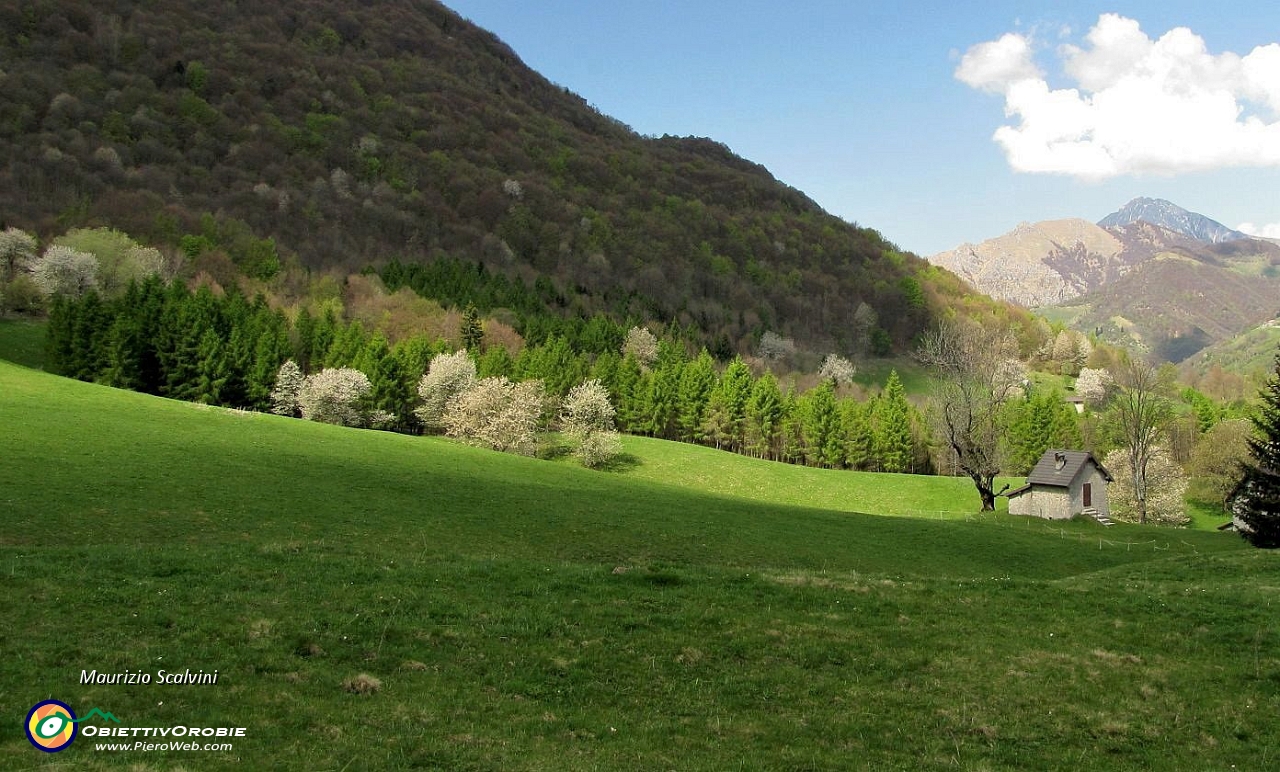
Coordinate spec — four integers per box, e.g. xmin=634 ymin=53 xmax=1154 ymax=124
xmin=444 ymin=1 xmax=1280 ymax=256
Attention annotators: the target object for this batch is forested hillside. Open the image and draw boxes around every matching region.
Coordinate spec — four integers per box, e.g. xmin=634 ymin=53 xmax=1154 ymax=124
xmin=0 ymin=0 xmax=1011 ymax=354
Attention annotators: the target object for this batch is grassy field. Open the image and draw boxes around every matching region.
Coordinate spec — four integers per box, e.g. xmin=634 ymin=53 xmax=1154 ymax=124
xmin=0 ymin=317 xmax=46 ymax=370
xmin=3 ymin=358 xmax=1278 ymax=770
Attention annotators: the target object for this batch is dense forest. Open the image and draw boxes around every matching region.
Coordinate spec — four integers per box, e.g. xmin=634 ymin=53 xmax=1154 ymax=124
xmin=0 ymin=0 xmax=1023 ymax=355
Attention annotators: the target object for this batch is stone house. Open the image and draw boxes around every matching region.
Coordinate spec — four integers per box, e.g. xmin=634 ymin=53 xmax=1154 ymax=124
xmin=1007 ymin=450 xmax=1113 ymax=520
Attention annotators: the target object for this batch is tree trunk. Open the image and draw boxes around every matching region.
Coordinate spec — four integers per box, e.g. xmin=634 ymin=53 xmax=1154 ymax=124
xmin=969 ymin=472 xmax=998 ymax=512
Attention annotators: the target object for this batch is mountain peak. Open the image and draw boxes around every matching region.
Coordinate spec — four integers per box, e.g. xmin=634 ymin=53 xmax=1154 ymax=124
xmin=1098 ymin=198 xmax=1247 ymax=244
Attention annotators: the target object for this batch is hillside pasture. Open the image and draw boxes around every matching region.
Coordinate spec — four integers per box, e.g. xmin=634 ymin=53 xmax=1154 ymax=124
xmin=1 ymin=361 xmax=1276 ymax=770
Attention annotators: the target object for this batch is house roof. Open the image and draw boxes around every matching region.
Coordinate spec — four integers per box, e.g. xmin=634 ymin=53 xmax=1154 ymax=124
xmin=1025 ymin=449 xmax=1113 ymax=488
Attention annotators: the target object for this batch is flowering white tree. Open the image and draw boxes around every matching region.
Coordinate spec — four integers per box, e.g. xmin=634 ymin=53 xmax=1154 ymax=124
xmin=33 ymin=245 xmax=99 ymax=297
xmin=1104 ymin=446 xmax=1188 ymax=526
xmin=415 ymin=350 xmax=477 ymax=430
xmin=1074 ymin=367 xmax=1111 ymax=407
xmin=445 ymin=376 xmax=545 ymax=456
xmin=819 ymin=354 xmax=857 ymax=387
xmin=561 ymin=379 xmax=621 ymax=467
xmin=298 ymin=367 xmax=372 ymax=427
xmin=0 ymin=227 xmax=37 ymax=281
xmin=622 ymin=326 xmax=659 ymax=367
xmin=270 ymin=360 xmax=305 ymax=417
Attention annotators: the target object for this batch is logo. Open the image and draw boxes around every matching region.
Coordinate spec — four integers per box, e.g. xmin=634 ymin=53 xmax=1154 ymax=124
xmin=25 ymin=700 xmax=77 ymax=753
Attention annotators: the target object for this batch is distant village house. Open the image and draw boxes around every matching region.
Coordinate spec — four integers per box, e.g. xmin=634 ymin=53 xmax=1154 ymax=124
xmin=1008 ymin=450 xmax=1112 ymax=521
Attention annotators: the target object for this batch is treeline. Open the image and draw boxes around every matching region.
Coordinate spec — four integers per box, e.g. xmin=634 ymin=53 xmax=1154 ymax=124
xmin=376 ymin=257 xmax=733 ymax=358
xmin=45 ymin=278 xmax=943 ymax=474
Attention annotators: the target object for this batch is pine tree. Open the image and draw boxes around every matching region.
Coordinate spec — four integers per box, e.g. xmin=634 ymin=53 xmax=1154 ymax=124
xmin=1233 ymin=354 xmax=1280 ymax=547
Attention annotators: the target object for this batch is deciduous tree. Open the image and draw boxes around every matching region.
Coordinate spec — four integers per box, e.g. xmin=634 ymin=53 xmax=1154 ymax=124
xmin=1109 ymin=359 xmax=1174 ymax=524
xmin=1104 ymin=447 xmax=1188 ymax=526
xmin=298 ymin=367 xmax=373 ymax=427
xmin=561 ymin=379 xmax=621 ymax=468
xmin=445 ymin=376 xmax=545 ymax=456
xmin=33 ymin=245 xmax=99 ymax=298
xmin=918 ymin=319 xmax=1021 ymax=511
xmin=415 ymin=350 xmax=477 ymax=431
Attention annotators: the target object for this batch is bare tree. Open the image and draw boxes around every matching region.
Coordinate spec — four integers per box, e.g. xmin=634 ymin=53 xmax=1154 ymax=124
xmin=1109 ymin=359 xmax=1174 ymax=524
xmin=918 ymin=319 xmax=1021 ymax=511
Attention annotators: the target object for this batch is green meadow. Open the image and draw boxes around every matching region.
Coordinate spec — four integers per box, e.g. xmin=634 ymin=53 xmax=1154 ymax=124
xmin=2 ymin=340 xmax=1278 ymax=770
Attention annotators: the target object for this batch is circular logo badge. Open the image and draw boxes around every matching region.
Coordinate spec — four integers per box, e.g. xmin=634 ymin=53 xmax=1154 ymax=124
xmin=25 ymin=700 xmax=77 ymax=753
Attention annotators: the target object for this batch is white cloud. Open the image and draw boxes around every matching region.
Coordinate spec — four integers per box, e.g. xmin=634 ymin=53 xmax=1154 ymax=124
xmin=955 ymin=33 xmax=1042 ymax=93
xmin=1238 ymin=221 xmax=1280 ymax=239
xmin=958 ymin=14 xmax=1280 ymax=179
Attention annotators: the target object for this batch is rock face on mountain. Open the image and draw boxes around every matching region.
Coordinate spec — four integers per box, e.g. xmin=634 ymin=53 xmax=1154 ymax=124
xmin=929 ymin=200 xmax=1280 ymax=362
xmin=1098 ymin=197 xmax=1248 ymax=244
xmin=929 ymin=219 xmax=1131 ymax=307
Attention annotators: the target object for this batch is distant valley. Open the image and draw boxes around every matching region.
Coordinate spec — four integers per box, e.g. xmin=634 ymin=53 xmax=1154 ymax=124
xmin=930 ymin=198 xmax=1280 ymax=364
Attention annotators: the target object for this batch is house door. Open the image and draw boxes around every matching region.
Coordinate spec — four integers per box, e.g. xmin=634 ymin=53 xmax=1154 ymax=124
xmin=1083 ymin=483 xmax=1092 ymax=508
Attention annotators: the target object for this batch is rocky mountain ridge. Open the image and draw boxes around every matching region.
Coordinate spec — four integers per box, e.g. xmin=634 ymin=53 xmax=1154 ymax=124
xmin=929 ymin=200 xmax=1280 ymax=362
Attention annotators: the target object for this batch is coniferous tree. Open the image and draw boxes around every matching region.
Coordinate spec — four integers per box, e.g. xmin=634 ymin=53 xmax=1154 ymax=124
xmin=293 ymin=307 xmax=315 ymax=372
xmin=1233 ymin=355 xmax=1280 ymax=547
xmin=746 ymin=371 xmax=783 ymax=459
xmin=874 ymin=371 xmax=914 ymax=473
xmin=676 ymin=350 xmax=716 ymax=443
xmin=194 ymin=328 xmax=231 ymax=405
xmin=703 ymin=357 xmax=753 ymax=452
xmin=841 ymin=399 xmax=874 ymax=471
xmin=803 ymin=381 xmax=844 ymax=468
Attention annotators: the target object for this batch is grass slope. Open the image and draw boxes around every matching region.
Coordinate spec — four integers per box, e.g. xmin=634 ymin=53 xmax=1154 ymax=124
xmin=0 ymin=318 xmax=47 ymax=370
xmin=2 ymin=361 xmax=1277 ymax=770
